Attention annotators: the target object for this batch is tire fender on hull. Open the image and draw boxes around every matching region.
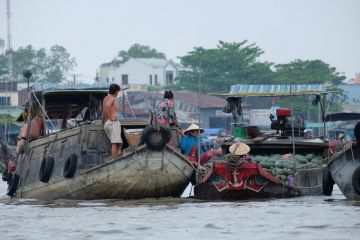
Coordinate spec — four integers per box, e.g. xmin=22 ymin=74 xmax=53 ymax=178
xmin=322 ymin=167 xmax=335 ymax=196
xmin=39 ymin=156 xmax=54 ymax=182
xmin=141 ymin=124 xmax=171 ymax=151
xmin=352 ymin=166 xmax=360 ymax=195
xmin=63 ymin=154 xmax=78 ymax=178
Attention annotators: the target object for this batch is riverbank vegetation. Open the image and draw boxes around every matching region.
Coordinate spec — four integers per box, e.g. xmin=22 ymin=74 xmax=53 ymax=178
xmin=0 ymin=39 xmax=76 ymax=83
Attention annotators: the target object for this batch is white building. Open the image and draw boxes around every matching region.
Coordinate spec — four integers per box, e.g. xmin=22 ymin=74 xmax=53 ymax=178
xmin=99 ymin=58 xmax=179 ymax=87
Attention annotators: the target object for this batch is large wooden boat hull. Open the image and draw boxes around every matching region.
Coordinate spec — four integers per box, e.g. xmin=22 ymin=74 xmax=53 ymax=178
xmin=327 ymin=143 xmax=360 ymax=200
xmin=12 ymin=121 xmax=194 ymax=200
xmin=18 ymin=145 xmax=193 ymax=200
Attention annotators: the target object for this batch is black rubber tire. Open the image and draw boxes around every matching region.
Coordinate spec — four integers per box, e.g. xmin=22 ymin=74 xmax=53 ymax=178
xmin=6 ymin=174 xmax=19 ymax=197
xmin=63 ymin=154 xmax=78 ymax=178
xmin=354 ymin=121 xmax=360 ymax=141
xmin=141 ymin=124 xmax=171 ymax=151
xmin=352 ymin=166 xmax=360 ymax=195
xmin=39 ymin=156 xmax=54 ymax=183
xmin=322 ymin=167 xmax=335 ymax=196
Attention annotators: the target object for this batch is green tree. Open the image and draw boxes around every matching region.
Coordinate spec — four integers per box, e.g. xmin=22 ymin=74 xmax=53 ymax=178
xmin=11 ymin=45 xmax=47 ymax=82
xmin=271 ymin=60 xmax=346 ymax=117
xmin=273 ymin=59 xmax=345 ymax=85
xmin=101 ymin=43 xmax=166 ymax=67
xmin=44 ymin=45 xmax=77 ymax=83
xmin=176 ymin=40 xmax=274 ymax=93
xmin=0 ymin=40 xmax=76 ymax=83
xmin=0 ymin=39 xmax=7 ymax=79
xmin=175 ymin=41 xmax=346 ymax=94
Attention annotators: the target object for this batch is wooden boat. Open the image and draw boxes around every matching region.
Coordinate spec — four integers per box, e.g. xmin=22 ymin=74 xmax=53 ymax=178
xmin=194 ymin=152 xmax=325 ymax=200
xmin=220 ymin=137 xmax=329 ymax=196
xmin=3 ymin=86 xmax=194 ymax=200
xmin=193 ymin=84 xmax=341 ymax=200
xmin=323 ymin=113 xmax=360 ymax=200
xmin=325 ymin=141 xmax=360 ymax=200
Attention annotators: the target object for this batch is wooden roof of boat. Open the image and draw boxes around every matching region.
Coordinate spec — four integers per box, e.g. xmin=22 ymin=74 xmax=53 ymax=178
xmin=31 ymin=83 xmax=109 ymax=97
xmin=29 ymin=84 xmax=109 ymax=119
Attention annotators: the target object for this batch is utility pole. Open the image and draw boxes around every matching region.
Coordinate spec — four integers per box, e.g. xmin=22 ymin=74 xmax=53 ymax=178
xmin=4 ymin=0 xmax=13 ymax=144
xmin=6 ymin=0 xmax=14 ymax=83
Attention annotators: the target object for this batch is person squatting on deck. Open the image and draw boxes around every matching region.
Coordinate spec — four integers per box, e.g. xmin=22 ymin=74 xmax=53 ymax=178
xmin=103 ymin=84 xmax=123 ymax=156
xmin=154 ymin=90 xmax=178 ymax=127
xmin=225 ymin=142 xmax=252 ymax=169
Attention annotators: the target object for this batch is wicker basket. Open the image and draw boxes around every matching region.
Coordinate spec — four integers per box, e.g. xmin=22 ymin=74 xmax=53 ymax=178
xmin=124 ymin=129 xmax=143 ymax=146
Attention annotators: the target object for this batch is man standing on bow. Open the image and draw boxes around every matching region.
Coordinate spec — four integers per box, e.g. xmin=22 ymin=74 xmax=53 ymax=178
xmin=103 ymin=84 xmax=123 ymax=156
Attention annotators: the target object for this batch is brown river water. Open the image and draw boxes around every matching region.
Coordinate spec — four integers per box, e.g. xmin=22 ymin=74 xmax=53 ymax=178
xmin=1 ymin=182 xmax=359 ymax=240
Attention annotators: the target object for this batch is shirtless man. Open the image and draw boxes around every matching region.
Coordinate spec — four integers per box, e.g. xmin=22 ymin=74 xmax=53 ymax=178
xmin=102 ymin=84 xmax=122 ymax=156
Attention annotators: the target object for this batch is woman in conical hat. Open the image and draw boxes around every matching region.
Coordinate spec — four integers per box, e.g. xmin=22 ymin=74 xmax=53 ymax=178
xmin=180 ymin=123 xmax=207 ymax=156
xmin=184 ymin=123 xmax=204 ymax=134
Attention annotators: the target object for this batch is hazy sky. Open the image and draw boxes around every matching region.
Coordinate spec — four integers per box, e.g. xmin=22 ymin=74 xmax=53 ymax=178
xmin=0 ymin=0 xmax=359 ymax=83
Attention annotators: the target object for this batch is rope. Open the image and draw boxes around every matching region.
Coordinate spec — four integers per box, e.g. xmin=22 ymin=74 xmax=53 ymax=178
xmin=223 ymin=154 xmax=245 ymax=171
xmin=123 ymin=92 xmax=136 ymax=119
xmin=31 ymin=92 xmax=56 ymax=130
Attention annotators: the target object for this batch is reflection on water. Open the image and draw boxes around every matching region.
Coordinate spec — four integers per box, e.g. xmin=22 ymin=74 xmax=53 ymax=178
xmin=1 ymin=182 xmax=359 ymax=240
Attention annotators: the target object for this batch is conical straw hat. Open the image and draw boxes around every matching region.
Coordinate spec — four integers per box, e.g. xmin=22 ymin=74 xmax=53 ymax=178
xmin=184 ymin=123 xmax=204 ymax=134
xmin=229 ymin=142 xmax=250 ymax=155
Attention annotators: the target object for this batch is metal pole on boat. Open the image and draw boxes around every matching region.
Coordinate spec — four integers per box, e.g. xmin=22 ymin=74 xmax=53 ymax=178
xmin=288 ymin=68 xmax=292 ymax=94
xmin=323 ymin=93 xmax=327 ymax=139
xmin=289 ymin=68 xmax=295 ymax=154
xmin=23 ymin=69 xmax=32 ymax=101
xmin=197 ymin=60 xmax=202 ymax=167
xmin=291 ymin=104 xmax=296 ymax=155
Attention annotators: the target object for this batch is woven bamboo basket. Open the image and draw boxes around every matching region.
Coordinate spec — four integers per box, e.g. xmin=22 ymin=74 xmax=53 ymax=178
xmin=124 ymin=129 xmax=143 ymax=146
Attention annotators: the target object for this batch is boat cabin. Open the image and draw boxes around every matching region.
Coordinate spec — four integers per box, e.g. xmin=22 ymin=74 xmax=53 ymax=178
xmin=213 ymin=84 xmax=341 ymax=156
xmin=23 ymin=87 xmax=148 ymax=149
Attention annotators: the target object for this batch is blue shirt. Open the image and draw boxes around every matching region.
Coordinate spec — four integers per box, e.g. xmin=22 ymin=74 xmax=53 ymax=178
xmin=180 ymin=135 xmax=207 ymax=156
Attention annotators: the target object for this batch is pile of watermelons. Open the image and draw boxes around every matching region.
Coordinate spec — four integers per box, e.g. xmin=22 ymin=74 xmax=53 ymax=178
xmin=251 ymin=154 xmax=323 ymax=183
